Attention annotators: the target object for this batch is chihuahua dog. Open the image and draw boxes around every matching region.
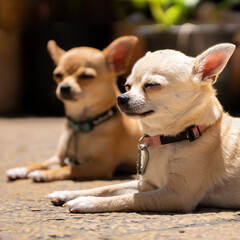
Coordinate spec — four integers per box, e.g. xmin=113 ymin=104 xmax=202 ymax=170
xmin=7 ymin=36 xmax=141 ymax=182
xmin=48 ymin=43 xmax=240 ymax=213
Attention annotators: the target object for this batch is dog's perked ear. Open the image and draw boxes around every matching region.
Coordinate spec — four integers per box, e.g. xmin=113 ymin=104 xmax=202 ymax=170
xmin=103 ymin=36 xmax=138 ymax=75
xmin=193 ymin=43 xmax=235 ymax=84
xmin=47 ymin=40 xmax=66 ymax=65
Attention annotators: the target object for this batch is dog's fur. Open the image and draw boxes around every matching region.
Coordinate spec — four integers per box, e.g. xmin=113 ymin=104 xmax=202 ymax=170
xmin=48 ymin=43 xmax=240 ymax=212
xmin=7 ymin=36 xmax=141 ymax=182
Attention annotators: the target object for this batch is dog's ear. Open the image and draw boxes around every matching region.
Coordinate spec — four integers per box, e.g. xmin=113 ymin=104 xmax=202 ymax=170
xmin=103 ymin=36 xmax=138 ymax=74
xmin=193 ymin=43 xmax=235 ymax=84
xmin=145 ymin=51 xmax=152 ymax=57
xmin=47 ymin=40 xmax=66 ymax=65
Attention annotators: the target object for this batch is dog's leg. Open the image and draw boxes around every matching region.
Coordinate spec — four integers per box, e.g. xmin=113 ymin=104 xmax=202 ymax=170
xmin=7 ymin=156 xmax=60 ymax=181
xmin=28 ymin=159 xmax=117 ymax=182
xmin=200 ymin=179 xmax=240 ymax=209
xmin=28 ymin=165 xmax=70 ymax=182
xmin=47 ymin=180 xmax=139 ymax=206
xmin=64 ymin=186 xmax=199 ymax=213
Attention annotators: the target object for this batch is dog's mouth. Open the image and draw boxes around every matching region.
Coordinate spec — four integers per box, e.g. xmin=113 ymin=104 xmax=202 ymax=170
xmin=61 ymin=96 xmax=78 ymax=101
xmin=59 ymin=93 xmax=78 ymax=102
xmin=123 ymin=110 xmax=154 ymax=117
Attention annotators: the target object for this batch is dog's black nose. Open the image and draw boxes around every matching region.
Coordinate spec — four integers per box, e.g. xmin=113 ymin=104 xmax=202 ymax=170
xmin=117 ymin=94 xmax=130 ymax=106
xmin=60 ymin=84 xmax=71 ymax=94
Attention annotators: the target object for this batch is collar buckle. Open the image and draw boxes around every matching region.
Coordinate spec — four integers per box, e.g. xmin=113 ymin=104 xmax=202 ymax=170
xmin=68 ymin=119 xmax=94 ymax=132
xmin=79 ymin=122 xmax=94 ymax=132
xmin=186 ymin=126 xmax=201 ymax=141
xmin=67 ymin=106 xmax=117 ymax=133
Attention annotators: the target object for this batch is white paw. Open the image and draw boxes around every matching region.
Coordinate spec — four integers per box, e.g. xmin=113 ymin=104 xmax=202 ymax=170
xmin=64 ymin=196 xmax=98 ymax=213
xmin=7 ymin=167 xmax=28 ymax=180
xmin=47 ymin=191 xmax=76 ymax=206
xmin=28 ymin=170 xmax=46 ymax=182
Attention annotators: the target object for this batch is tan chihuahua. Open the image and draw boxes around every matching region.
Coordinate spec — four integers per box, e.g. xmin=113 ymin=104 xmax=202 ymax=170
xmin=48 ymin=43 xmax=240 ymax=213
xmin=7 ymin=36 xmax=141 ymax=182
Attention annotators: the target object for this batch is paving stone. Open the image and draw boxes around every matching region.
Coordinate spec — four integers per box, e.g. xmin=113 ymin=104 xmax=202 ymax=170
xmin=0 ymin=118 xmax=240 ymax=239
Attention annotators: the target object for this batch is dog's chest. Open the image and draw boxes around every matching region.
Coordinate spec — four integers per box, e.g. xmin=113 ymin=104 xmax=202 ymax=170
xmin=139 ymin=145 xmax=173 ymax=190
xmin=65 ymin=131 xmax=107 ymax=163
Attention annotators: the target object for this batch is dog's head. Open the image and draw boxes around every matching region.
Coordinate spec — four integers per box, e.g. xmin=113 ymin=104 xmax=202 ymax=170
xmin=118 ymin=44 xmax=235 ymax=134
xmin=47 ymin=36 xmax=137 ymax=119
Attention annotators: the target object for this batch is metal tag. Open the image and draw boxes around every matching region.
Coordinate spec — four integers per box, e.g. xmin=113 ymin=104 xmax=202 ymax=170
xmin=64 ymin=157 xmax=73 ymax=166
xmin=64 ymin=157 xmax=80 ymax=166
xmin=137 ymin=144 xmax=149 ymax=176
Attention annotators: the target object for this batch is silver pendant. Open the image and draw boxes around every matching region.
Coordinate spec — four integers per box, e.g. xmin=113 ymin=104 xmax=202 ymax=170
xmin=64 ymin=157 xmax=73 ymax=166
xmin=137 ymin=143 xmax=149 ymax=176
xmin=64 ymin=157 xmax=80 ymax=166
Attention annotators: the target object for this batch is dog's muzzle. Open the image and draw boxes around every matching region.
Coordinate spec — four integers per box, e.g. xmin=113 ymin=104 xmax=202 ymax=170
xmin=59 ymin=84 xmax=74 ymax=100
xmin=117 ymin=94 xmax=130 ymax=107
xmin=117 ymin=93 xmax=154 ymax=117
xmin=117 ymin=94 xmax=133 ymax=114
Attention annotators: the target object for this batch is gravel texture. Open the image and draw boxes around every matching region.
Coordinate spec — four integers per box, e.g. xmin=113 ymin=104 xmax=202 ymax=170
xmin=1 ymin=117 xmax=240 ymax=240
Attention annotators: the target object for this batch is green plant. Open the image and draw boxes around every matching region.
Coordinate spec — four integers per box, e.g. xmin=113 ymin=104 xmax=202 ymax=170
xmin=117 ymin=0 xmax=240 ymax=27
xmin=117 ymin=0 xmax=200 ymax=26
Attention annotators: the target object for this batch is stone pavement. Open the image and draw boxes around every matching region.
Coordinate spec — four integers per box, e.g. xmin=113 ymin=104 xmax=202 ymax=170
xmin=0 ymin=117 xmax=240 ymax=240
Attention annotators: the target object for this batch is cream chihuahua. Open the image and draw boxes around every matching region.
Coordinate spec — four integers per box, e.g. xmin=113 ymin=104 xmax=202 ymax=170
xmin=48 ymin=43 xmax=240 ymax=212
xmin=7 ymin=36 xmax=141 ymax=182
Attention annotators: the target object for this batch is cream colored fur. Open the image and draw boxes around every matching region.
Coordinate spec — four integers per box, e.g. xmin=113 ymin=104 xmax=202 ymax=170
xmin=48 ymin=43 xmax=240 ymax=213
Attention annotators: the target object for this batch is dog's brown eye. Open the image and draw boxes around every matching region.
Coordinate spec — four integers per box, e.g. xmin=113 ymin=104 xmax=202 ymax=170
xmin=144 ymin=83 xmax=161 ymax=90
xmin=79 ymin=73 xmax=94 ymax=79
xmin=124 ymin=84 xmax=131 ymax=91
xmin=54 ymin=73 xmax=63 ymax=79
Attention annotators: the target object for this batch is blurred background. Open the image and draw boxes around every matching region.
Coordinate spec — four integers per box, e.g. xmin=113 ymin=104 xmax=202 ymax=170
xmin=0 ymin=0 xmax=240 ymax=117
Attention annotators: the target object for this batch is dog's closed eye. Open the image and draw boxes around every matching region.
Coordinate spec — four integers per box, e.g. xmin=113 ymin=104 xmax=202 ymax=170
xmin=79 ymin=73 xmax=95 ymax=80
xmin=144 ymin=82 xmax=161 ymax=91
xmin=53 ymin=72 xmax=63 ymax=82
xmin=124 ymin=84 xmax=131 ymax=92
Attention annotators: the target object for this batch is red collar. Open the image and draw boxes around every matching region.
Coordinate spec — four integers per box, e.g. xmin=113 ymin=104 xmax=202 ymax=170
xmin=144 ymin=125 xmax=208 ymax=146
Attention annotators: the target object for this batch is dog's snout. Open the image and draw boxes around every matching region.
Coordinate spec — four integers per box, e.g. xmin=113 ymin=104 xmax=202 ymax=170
xmin=117 ymin=94 xmax=130 ymax=106
xmin=60 ymin=84 xmax=71 ymax=94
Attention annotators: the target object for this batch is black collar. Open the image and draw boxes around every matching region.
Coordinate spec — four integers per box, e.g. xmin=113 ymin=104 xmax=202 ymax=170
xmin=144 ymin=125 xmax=208 ymax=146
xmin=67 ymin=106 xmax=118 ymax=133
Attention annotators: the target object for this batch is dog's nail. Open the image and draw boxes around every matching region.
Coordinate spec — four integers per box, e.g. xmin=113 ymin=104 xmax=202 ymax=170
xmin=63 ymin=203 xmax=68 ymax=208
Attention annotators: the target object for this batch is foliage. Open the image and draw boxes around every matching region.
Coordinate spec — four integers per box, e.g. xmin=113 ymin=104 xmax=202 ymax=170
xmin=117 ymin=0 xmax=200 ymax=26
xmin=116 ymin=0 xmax=240 ymax=27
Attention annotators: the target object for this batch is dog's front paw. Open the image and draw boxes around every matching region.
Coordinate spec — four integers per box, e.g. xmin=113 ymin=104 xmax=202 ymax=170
xmin=64 ymin=196 xmax=99 ymax=213
xmin=6 ymin=167 xmax=28 ymax=181
xmin=47 ymin=191 xmax=76 ymax=206
xmin=28 ymin=170 xmax=47 ymax=182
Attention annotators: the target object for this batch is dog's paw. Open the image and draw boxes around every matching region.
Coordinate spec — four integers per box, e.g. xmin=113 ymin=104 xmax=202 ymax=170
xmin=6 ymin=167 xmax=28 ymax=180
xmin=47 ymin=191 xmax=76 ymax=206
xmin=28 ymin=170 xmax=47 ymax=182
xmin=64 ymin=196 xmax=99 ymax=213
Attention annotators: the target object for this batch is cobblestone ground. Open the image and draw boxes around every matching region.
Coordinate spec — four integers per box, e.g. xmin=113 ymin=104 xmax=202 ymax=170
xmin=0 ymin=118 xmax=240 ymax=240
